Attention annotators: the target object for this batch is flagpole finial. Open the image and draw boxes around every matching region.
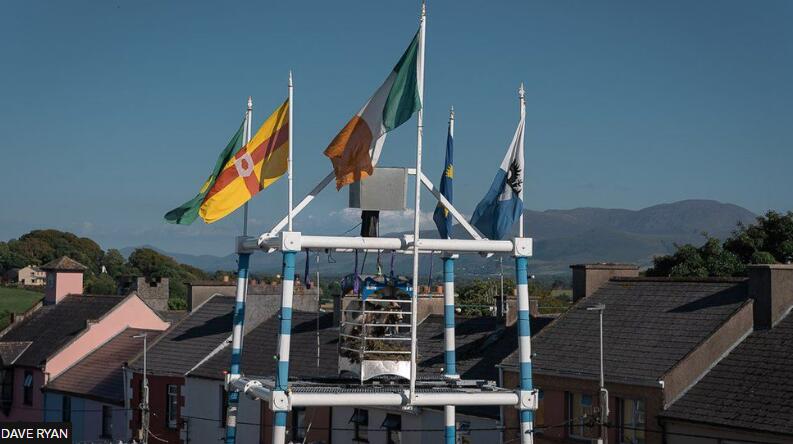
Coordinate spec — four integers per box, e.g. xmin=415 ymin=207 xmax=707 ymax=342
xmin=289 ymin=70 xmax=293 ymax=87
xmin=449 ymin=106 xmax=454 ymax=120
xmin=421 ymin=0 xmax=426 ymax=17
xmin=518 ymin=83 xmax=525 ymax=99
xmin=247 ymin=96 xmax=252 ymax=110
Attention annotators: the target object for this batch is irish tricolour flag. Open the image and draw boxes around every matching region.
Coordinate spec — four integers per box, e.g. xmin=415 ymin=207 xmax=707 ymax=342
xmin=324 ymin=31 xmax=422 ymax=189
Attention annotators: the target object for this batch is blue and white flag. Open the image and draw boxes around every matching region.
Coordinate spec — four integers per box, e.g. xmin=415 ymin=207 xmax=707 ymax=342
xmin=470 ymin=118 xmax=525 ymax=240
xmin=432 ymin=116 xmax=454 ymax=239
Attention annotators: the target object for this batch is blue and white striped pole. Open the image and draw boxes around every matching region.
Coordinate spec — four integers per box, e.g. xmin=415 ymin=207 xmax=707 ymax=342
xmin=272 ymin=249 xmax=296 ymax=444
xmin=225 ymin=98 xmax=253 ymax=444
xmin=515 ymin=254 xmax=534 ymax=444
xmin=442 ymin=255 xmax=458 ymax=444
xmin=224 ymin=252 xmax=250 ymax=444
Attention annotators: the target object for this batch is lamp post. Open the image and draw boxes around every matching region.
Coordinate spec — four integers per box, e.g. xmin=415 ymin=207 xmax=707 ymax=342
xmin=586 ymin=304 xmax=607 ymax=444
xmin=133 ymin=333 xmax=149 ymax=444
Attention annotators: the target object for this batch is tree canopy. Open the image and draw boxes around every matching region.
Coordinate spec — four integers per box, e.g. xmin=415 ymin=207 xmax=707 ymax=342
xmin=647 ymin=211 xmax=789 ymax=277
xmin=1 ymin=229 xmax=207 ymax=307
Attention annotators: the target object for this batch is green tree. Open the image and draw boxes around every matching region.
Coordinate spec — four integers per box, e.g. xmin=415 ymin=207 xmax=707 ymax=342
xmin=724 ymin=211 xmax=793 ymax=263
xmin=103 ymin=249 xmax=127 ymax=278
xmin=648 ymin=237 xmax=743 ymax=278
xmin=86 ymin=273 xmax=118 ymax=294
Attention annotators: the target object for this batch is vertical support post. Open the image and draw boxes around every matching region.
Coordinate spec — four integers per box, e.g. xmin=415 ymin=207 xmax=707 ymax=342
xmin=224 ymin=253 xmax=251 ymax=444
xmin=225 ymin=97 xmax=253 ymax=444
xmin=515 ymin=254 xmax=534 ymax=444
xmin=409 ymin=0 xmax=427 ymax=404
xmin=272 ymin=249 xmax=297 ymax=444
xmin=443 ymin=256 xmax=457 ymax=444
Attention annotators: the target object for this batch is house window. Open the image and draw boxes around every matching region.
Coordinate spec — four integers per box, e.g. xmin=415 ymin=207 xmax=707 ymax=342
xmin=382 ymin=413 xmax=401 ymax=444
xmin=23 ymin=371 xmax=33 ymax=405
xmin=166 ymin=384 xmax=178 ymax=429
xmin=292 ymin=407 xmax=306 ymax=441
xmin=220 ymin=386 xmax=228 ymax=427
xmin=102 ymin=405 xmax=113 ymax=438
xmin=349 ymin=408 xmax=368 ymax=442
xmin=1 ymin=369 xmax=14 ymax=414
xmin=619 ymin=398 xmax=646 ymax=444
xmin=62 ymin=395 xmax=71 ymax=422
xmin=566 ymin=392 xmax=597 ymax=439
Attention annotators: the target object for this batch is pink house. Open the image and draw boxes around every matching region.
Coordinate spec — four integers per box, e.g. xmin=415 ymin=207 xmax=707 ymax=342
xmin=0 ymin=256 xmax=170 ymax=424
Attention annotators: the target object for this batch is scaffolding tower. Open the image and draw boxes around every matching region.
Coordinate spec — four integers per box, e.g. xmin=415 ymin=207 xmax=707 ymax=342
xmin=222 ymin=5 xmax=537 ymax=444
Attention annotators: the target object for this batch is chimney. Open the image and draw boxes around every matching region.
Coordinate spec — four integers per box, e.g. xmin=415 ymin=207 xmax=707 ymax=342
xmin=571 ymin=263 xmax=639 ymax=303
xmin=133 ymin=277 xmax=170 ymax=311
xmin=747 ymin=264 xmax=793 ymax=330
xmin=40 ymin=256 xmax=88 ymax=305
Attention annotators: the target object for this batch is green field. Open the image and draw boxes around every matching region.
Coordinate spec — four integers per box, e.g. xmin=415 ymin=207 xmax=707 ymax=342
xmin=0 ymin=287 xmax=44 ymax=329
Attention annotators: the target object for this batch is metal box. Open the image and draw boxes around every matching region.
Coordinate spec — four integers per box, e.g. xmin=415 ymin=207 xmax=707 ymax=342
xmin=349 ymin=167 xmax=408 ymax=211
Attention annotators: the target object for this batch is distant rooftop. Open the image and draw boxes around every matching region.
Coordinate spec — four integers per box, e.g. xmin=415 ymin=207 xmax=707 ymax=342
xmin=40 ymin=256 xmax=88 ymax=272
xmin=501 ymin=277 xmax=750 ymax=385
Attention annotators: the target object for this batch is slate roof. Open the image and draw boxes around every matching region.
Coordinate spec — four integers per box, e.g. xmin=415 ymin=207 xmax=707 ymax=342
xmin=45 ymin=328 xmax=162 ymax=405
xmin=0 ymin=341 xmax=32 ymax=366
xmin=661 ymin=313 xmax=793 ymax=435
xmin=416 ymin=315 xmax=553 ymax=380
xmin=188 ymin=311 xmax=339 ymax=380
xmin=0 ymin=294 xmax=125 ymax=367
xmin=129 ymin=296 xmax=235 ymax=376
xmin=501 ymin=278 xmax=750 ymax=385
xmin=40 ymin=256 xmax=88 ymax=271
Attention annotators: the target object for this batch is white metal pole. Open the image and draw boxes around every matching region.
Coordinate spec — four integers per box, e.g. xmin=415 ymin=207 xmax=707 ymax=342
xmin=518 ymin=83 xmax=526 ymax=238
xmin=288 ymin=71 xmax=294 ymax=232
xmin=409 ymin=0 xmax=427 ymax=404
xmin=243 ymin=97 xmax=252 ymax=236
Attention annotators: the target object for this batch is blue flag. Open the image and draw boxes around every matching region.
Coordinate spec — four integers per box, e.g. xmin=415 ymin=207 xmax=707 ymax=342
xmin=432 ymin=118 xmax=454 ymax=239
xmin=470 ymin=118 xmax=525 ymax=240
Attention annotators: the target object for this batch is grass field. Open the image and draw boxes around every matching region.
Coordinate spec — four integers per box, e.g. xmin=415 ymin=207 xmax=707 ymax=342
xmin=0 ymin=287 xmax=44 ymax=329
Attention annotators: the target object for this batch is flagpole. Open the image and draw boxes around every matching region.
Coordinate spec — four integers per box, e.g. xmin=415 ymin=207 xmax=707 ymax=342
xmin=518 ymin=83 xmax=525 ymax=238
xmin=225 ymin=96 xmax=253 ymax=444
xmin=288 ymin=71 xmax=294 ymax=232
xmin=243 ymin=97 xmax=253 ymax=236
xmin=409 ymin=0 xmax=426 ymax=405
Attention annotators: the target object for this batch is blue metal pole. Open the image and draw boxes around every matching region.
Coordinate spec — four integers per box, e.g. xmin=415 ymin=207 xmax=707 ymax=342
xmin=443 ymin=256 xmax=457 ymax=444
xmin=272 ymin=251 xmax=296 ymax=444
xmin=224 ymin=253 xmax=250 ymax=444
xmin=515 ymin=255 xmax=534 ymax=444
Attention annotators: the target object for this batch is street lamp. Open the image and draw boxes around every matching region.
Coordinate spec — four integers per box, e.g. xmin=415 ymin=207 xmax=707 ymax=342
xmin=586 ymin=304 xmax=608 ymax=444
xmin=132 ymin=333 xmax=149 ymax=444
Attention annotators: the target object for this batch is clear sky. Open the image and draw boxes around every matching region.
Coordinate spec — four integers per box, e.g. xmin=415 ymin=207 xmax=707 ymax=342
xmin=1 ymin=0 xmax=791 ymax=255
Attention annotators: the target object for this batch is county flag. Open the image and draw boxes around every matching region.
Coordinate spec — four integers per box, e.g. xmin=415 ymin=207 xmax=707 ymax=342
xmin=432 ymin=119 xmax=454 ymax=239
xmin=199 ymin=100 xmax=290 ymax=223
xmin=164 ymin=122 xmax=245 ymax=225
xmin=324 ymin=31 xmax=422 ymax=190
xmin=470 ymin=117 xmax=525 ymax=240
xmin=164 ymin=100 xmax=289 ymax=225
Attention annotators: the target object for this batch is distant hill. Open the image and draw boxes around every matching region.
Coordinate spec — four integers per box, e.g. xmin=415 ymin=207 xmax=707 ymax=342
xmin=123 ymin=200 xmax=757 ymax=277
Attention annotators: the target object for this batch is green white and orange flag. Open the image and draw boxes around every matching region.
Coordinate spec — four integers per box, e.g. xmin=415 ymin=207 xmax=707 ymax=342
xmin=164 ymin=100 xmax=289 ymax=225
xmin=324 ymin=30 xmax=422 ymax=189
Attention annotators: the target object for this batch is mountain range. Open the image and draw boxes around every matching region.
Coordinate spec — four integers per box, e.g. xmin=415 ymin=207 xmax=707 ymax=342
xmin=121 ymin=200 xmax=757 ymax=278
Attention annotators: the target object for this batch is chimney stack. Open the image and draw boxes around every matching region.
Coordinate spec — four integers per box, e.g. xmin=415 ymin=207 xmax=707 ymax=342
xmin=747 ymin=264 xmax=793 ymax=330
xmin=571 ymin=263 xmax=639 ymax=303
xmin=41 ymin=256 xmax=88 ymax=305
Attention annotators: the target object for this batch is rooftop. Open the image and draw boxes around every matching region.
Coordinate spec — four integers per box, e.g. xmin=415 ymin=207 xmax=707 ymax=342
xmin=129 ymin=296 xmax=235 ymax=376
xmin=661 ymin=312 xmax=793 ymax=436
xmin=0 ymin=294 xmax=125 ymax=367
xmin=502 ymin=277 xmax=750 ymax=385
xmin=40 ymin=256 xmax=88 ymax=272
xmin=45 ymin=327 xmax=162 ymax=405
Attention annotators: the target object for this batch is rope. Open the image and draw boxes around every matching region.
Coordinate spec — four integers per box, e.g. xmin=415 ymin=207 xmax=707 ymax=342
xmin=353 ymin=249 xmax=360 ymax=295
xmin=427 ymin=251 xmax=434 ymax=288
xmin=303 ymin=249 xmax=312 ymax=289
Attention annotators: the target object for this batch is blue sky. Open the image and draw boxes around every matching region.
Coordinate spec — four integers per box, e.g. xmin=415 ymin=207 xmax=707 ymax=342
xmin=1 ymin=0 xmax=791 ymax=255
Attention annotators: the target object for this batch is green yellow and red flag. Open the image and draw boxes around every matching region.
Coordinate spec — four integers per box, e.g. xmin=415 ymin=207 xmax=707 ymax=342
xmin=164 ymin=100 xmax=289 ymax=225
